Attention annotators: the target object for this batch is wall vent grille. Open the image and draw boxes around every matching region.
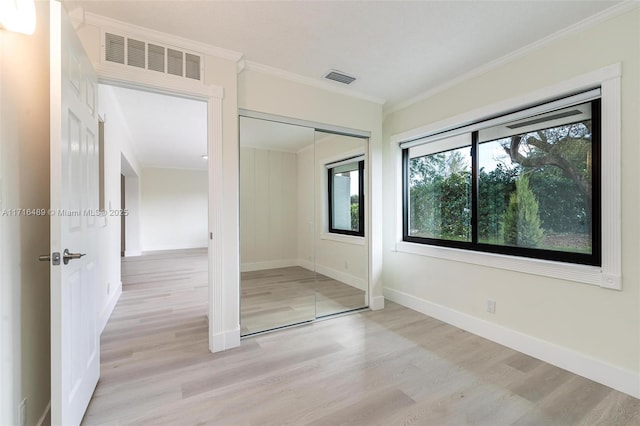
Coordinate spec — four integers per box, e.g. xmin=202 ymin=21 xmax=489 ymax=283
xmin=105 ymin=33 xmax=125 ymax=64
xmin=127 ymin=38 xmax=145 ymax=68
xmin=324 ymin=69 xmax=356 ymax=85
xmin=104 ymin=32 xmax=203 ymax=81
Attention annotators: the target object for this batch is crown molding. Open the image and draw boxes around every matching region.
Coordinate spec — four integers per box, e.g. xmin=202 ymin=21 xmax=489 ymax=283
xmin=242 ymin=60 xmax=386 ymax=105
xmin=384 ymin=1 xmax=639 ymax=117
xmin=76 ymin=10 xmax=243 ymax=62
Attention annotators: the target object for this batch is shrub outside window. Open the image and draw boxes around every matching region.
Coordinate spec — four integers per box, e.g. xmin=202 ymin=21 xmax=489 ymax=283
xmin=403 ymin=94 xmax=601 ymax=266
xmin=328 ymin=157 xmax=364 ymax=237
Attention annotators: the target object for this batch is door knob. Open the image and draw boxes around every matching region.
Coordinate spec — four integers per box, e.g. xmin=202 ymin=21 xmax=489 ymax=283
xmin=63 ymin=249 xmax=86 ymax=265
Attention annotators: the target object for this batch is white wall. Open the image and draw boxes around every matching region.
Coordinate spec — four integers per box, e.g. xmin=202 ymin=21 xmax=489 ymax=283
xmin=96 ymin=84 xmax=145 ymax=332
xmin=382 ymin=8 xmax=640 ymax=396
xmin=0 ymin=2 xmax=51 ymax=424
xmin=140 ymin=167 xmax=208 ymax=251
xmin=240 ymin=147 xmax=298 ymax=270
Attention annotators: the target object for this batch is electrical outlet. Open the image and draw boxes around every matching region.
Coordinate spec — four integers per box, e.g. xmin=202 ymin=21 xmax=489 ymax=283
xmin=18 ymin=399 xmax=26 ymax=426
xmin=107 ymin=282 xmax=111 ymax=295
xmin=487 ymin=299 xmax=496 ymax=314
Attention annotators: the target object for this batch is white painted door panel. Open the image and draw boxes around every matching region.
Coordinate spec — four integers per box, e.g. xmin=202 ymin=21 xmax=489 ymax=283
xmin=50 ymin=1 xmax=100 ymax=425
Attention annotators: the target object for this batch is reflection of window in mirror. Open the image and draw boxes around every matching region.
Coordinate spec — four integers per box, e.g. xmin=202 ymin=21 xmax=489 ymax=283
xmin=327 ymin=156 xmax=364 ymax=236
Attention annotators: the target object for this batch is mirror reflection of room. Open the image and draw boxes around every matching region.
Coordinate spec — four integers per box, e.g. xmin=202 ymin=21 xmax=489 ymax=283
xmin=239 ymin=118 xmax=369 ymax=336
xmin=314 ymin=131 xmax=368 ymax=317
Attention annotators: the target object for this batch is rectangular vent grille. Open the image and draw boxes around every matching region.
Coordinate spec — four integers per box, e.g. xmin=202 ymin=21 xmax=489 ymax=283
xmin=127 ymin=38 xmax=145 ymax=68
xmin=148 ymin=44 xmax=165 ymax=73
xmin=104 ymin=32 xmax=203 ymax=81
xmin=324 ymin=70 xmax=356 ymax=85
xmin=105 ymin=33 xmax=125 ymax=64
xmin=185 ymin=53 xmax=201 ymax=80
xmin=167 ymin=49 xmax=183 ymax=76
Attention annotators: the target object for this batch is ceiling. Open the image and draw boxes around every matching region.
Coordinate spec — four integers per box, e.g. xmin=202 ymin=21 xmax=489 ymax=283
xmin=66 ymin=0 xmax=619 ymax=109
xmin=105 ymin=85 xmax=208 ymax=170
xmin=87 ymin=1 xmax=621 ymax=170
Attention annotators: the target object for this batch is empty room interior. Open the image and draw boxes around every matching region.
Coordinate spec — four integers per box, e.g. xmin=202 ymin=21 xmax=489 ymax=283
xmin=1 ymin=1 xmax=640 ymax=425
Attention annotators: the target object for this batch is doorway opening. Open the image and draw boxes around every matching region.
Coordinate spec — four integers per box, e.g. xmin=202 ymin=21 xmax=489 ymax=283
xmin=93 ymin=82 xmax=211 ymax=397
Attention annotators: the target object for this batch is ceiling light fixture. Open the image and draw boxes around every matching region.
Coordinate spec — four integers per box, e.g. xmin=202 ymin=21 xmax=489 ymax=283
xmin=0 ymin=0 xmax=36 ymax=35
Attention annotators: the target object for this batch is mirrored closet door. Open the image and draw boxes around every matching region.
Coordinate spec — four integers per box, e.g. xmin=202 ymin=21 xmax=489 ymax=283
xmin=239 ymin=117 xmax=369 ymax=336
xmin=313 ymin=131 xmax=368 ymax=317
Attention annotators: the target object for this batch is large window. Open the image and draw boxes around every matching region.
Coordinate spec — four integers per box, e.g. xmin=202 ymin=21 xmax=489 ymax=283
xmin=403 ymin=93 xmax=601 ymax=265
xmin=328 ymin=157 xmax=364 ymax=236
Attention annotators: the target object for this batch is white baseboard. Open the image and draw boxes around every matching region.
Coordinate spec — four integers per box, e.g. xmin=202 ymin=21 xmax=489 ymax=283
xmin=297 ymin=259 xmax=314 ymax=271
xmin=141 ymin=244 xmax=207 ymax=253
xmin=314 ymin=263 xmax=366 ymax=291
xmin=383 ymin=287 xmax=640 ymax=399
xmin=370 ymin=295 xmax=385 ymax=311
xmin=36 ymin=401 xmax=50 ymax=426
xmin=99 ymin=281 xmax=122 ymax=334
xmin=209 ymin=327 xmax=240 ymax=353
xmin=241 ymin=259 xmax=298 ymax=272
xmin=124 ymin=250 xmax=141 ymax=257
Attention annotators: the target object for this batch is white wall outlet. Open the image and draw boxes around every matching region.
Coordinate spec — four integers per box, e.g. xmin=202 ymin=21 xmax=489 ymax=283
xmin=18 ymin=398 xmax=26 ymax=426
xmin=486 ymin=299 xmax=496 ymax=314
xmin=107 ymin=282 xmax=111 ymax=295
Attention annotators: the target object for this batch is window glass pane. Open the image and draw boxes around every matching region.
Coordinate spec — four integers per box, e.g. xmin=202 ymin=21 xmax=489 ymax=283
xmin=331 ymin=165 xmax=361 ymax=233
xmin=408 ymin=140 xmax=472 ymax=242
xmin=478 ymin=102 xmax=593 ymax=253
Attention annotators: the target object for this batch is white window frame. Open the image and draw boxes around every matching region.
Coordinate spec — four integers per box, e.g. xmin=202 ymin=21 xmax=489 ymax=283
xmin=390 ymin=64 xmax=622 ymax=290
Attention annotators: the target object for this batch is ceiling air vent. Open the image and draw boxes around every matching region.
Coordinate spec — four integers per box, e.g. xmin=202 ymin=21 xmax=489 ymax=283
xmin=103 ymin=32 xmax=203 ymax=81
xmin=324 ymin=69 xmax=356 ymax=85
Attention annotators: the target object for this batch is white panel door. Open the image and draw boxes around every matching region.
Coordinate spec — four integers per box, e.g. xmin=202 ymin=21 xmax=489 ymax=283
xmin=50 ymin=1 xmax=100 ymax=425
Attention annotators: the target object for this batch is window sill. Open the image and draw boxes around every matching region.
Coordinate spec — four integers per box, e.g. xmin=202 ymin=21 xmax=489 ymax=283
xmin=394 ymin=241 xmax=617 ymax=289
xmin=321 ymin=232 xmax=366 ymax=246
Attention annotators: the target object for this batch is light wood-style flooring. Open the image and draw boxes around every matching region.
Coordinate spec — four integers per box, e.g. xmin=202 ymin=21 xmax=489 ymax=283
xmin=241 ymin=266 xmax=367 ymax=335
xmin=82 ymin=250 xmax=640 ymax=425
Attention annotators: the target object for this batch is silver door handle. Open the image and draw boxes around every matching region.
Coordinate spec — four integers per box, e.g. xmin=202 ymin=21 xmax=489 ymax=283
xmin=63 ymin=249 xmax=86 ymax=265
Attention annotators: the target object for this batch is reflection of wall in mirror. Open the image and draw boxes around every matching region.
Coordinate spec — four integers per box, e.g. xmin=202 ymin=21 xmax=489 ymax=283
xmin=311 ymin=134 xmax=368 ymax=291
xmin=240 ymin=146 xmax=298 ymax=271
xmin=239 ymin=134 xmax=368 ymax=293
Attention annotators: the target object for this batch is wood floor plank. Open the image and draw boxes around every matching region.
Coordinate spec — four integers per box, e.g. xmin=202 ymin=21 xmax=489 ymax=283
xmin=82 ymin=249 xmax=640 ymax=426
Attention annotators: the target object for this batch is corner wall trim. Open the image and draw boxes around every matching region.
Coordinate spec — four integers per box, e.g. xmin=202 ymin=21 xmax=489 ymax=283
xmin=370 ymin=296 xmax=385 ymax=311
xmin=383 ymin=287 xmax=640 ymax=399
xmin=209 ymin=327 xmax=241 ymax=353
